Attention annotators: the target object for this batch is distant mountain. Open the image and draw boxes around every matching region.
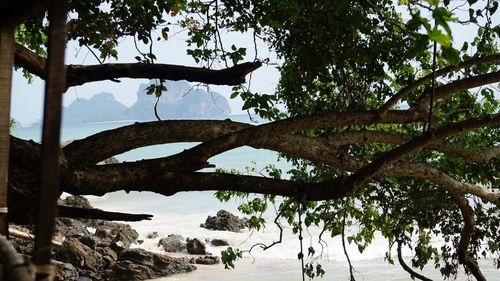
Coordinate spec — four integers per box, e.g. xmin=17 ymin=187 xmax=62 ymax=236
xmin=50 ymin=80 xmax=231 ymax=127
xmin=122 ymin=80 xmax=231 ymax=120
xmin=63 ymin=92 xmax=128 ymax=125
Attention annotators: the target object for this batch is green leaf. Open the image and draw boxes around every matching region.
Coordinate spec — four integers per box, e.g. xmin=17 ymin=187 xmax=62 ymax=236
xmin=428 ymin=28 xmax=451 ymax=48
xmin=441 ymin=46 xmax=460 ymax=65
xmin=426 ymin=0 xmax=439 ymax=6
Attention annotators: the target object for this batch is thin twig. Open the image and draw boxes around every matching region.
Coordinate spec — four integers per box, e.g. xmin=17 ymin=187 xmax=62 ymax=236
xmin=426 ymin=39 xmax=437 ymax=133
xmin=396 ymin=238 xmax=433 ymax=281
xmin=342 ymin=208 xmax=356 ymax=281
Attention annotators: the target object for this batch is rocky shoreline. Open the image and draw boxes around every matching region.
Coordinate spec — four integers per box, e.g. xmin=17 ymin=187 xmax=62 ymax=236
xmin=9 ymin=196 xmax=248 ymax=281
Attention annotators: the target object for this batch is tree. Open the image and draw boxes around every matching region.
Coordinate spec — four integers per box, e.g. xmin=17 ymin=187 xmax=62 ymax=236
xmin=2 ymin=0 xmax=499 ymax=280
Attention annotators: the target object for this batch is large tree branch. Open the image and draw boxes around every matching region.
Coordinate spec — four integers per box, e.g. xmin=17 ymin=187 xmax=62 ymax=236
xmin=343 ymin=113 xmax=500 ymax=194
xmin=66 ymin=168 xmax=348 ymax=201
xmin=452 ymin=195 xmax=486 ymax=281
xmin=146 ymin=110 xmax=428 ymax=172
xmin=378 ymin=54 xmax=500 ymax=115
xmin=386 ymin=163 xmax=500 ymax=205
xmin=64 ymin=110 xmax=426 ymax=168
xmin=322 ymin=131 xmax=499 ymax=165
xmin=411 ymin=70 xmax=500 ymax=112
xmin=63 ymin=159 xmax=500 ymax=205
xmin=14 ymin=43 xmax=262 ymax=87
xmin=61 ymin=151 xmax=500 ymax=205
xmin=63 ymin=120 xmax=252 ymax=165
xmin=64 ymin=120 xmax=499 ymax=179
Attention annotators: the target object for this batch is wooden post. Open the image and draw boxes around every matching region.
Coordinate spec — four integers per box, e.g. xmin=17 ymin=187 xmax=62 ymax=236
xmin=0 ymin=24 xmax=14 ymax=281
xmin=32 ymin=0 xmax=67 ymax=280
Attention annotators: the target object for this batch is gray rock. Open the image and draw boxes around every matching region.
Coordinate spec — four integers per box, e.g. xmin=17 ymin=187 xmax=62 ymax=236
xmin=93 ymin=221 xmax=138 ymax=247
xmin=158 ymin=234 xmax=186 ymax=253
xmin=200 ymin=210 xmax=247 ymax=232
xmin=103 ymin=248 xmax=196 ymax=281
xmin=53 ymin=238 xmax=101 ymax=270
xmin=55 ymin=217 xmax=90 ymax=237
xmin=195 ymin=256 xmax=220 ymax=265
xmin=146 ymin=231 xmax=159 ymax=239
xmin=210 ymin=238 xmax=229 ymax=246
xmin=119 ymin=248 xmax=154 ymax=267
xmin=186 ymin=238 xmax=207 ymax=255
xmin=63 ymin=196 xmax=92 ymax=209
xmin=55 ymin=262 xmax=79 ymax=281
xmin=78 ymin=235 xmax=97 ymax=249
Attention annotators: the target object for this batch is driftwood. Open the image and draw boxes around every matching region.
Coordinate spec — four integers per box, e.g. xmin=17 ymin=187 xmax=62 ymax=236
xmin=57 ymin=205 xmax=153 ymax=222
xmin=8 ymin=228 xmax=62 ymax=246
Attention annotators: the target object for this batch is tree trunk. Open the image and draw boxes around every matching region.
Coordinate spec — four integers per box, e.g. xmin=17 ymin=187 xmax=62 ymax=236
xmin=0 ymin=24 xmax=14 ymax=281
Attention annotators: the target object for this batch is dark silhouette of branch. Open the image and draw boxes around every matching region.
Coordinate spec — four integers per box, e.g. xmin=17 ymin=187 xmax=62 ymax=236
xmin=57 ymin=205 xmax=153 ymax=222
xmin=342 ymin=209 xmax=356 ymax=281
xmin=14 ymin=43 xmax=262 ymax=88
xmin=244 ymin=201 xmax=288 ymax=258
xmin=396 ymin=239 xmax=433 ymax=281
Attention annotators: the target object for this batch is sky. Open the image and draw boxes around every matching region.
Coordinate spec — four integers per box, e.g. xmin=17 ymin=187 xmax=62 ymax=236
xmin=10 ymin=30 xmax=281 ymax=127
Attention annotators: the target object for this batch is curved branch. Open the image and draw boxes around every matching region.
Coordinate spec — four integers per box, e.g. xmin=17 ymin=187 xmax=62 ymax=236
xmin=141 ymin=110 xmax=427 ymax=173
xmin=14 ymin=43 xmax=262 ymax=87
xmin=452 ymin=195 xmax=486 ymax=281
xmin=391 ymin=163 xmax=500 ymax=205
xmin=65 ymin=121 xmax=499 ymax=166
xmin=59 ymin=119 xmax=500 ymax=205
xmin=323 ymin=131 xmax=499 ymax=165
xmin=343 ymin=113 xmax=500 ymax=193
xmin=396 ymin=239 xmax=433 ymax=281
xmin=378 ymin=54 xmax=500 ymax=115
xmin=63 ymin=120 xmax=251 ymax=165
xmin=411 ymin=70 xmax=500 ymax=112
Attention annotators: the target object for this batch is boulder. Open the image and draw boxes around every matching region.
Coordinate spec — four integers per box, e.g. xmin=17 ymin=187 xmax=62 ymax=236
xmin=158 ymin=234 xmax=186 ymax=253
xmin=210 ymin=239 xmax=229 ymax=246
xmin=63 ymin=196 xmax=93 ymax=209
xmin=103 ymin=260 xmax=156 ymax=281
xmin=55 ymin=217 xmax=90 ymax=237
xmin=53 ymin=238 xmax=102 ymax=270
xmin=78 ymin=235 xmax=98 ymax=249
xmin=93 ymin=221 xmax=138 ymax=247
xmin=103 ymin=248 xmax=196 ymax=281
xmin=195 ymin=256 xmax=220 ymax=265
xmin=200 ymin=210 xmax=247 ymax=232
xmin=55 ymin=263 xmax=79 ymax=281
xmin=146 ymin=231 xmax=159 ymax=239
xmin=186 ymin=238 xmax=207 ymax=255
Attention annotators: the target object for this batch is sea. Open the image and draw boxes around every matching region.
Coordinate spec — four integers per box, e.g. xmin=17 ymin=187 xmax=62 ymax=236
xmin=11 ymin=115 xmax=499 ymax=281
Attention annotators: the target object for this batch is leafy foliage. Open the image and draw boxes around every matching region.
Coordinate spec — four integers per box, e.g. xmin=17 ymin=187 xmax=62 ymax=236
xmin=12 ymin=0 xmax=500 ymax=280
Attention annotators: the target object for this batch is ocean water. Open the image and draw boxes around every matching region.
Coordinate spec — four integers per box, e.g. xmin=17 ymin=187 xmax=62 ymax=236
xmin=11 ymin=115 xmax=499 ymax=280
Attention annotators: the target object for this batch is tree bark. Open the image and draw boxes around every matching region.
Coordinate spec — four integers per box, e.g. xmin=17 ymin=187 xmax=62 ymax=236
xmin=0 ymin=25 xmax=14 ymax=238
xmin=14 ymin=43 xmax=262 ymax=88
